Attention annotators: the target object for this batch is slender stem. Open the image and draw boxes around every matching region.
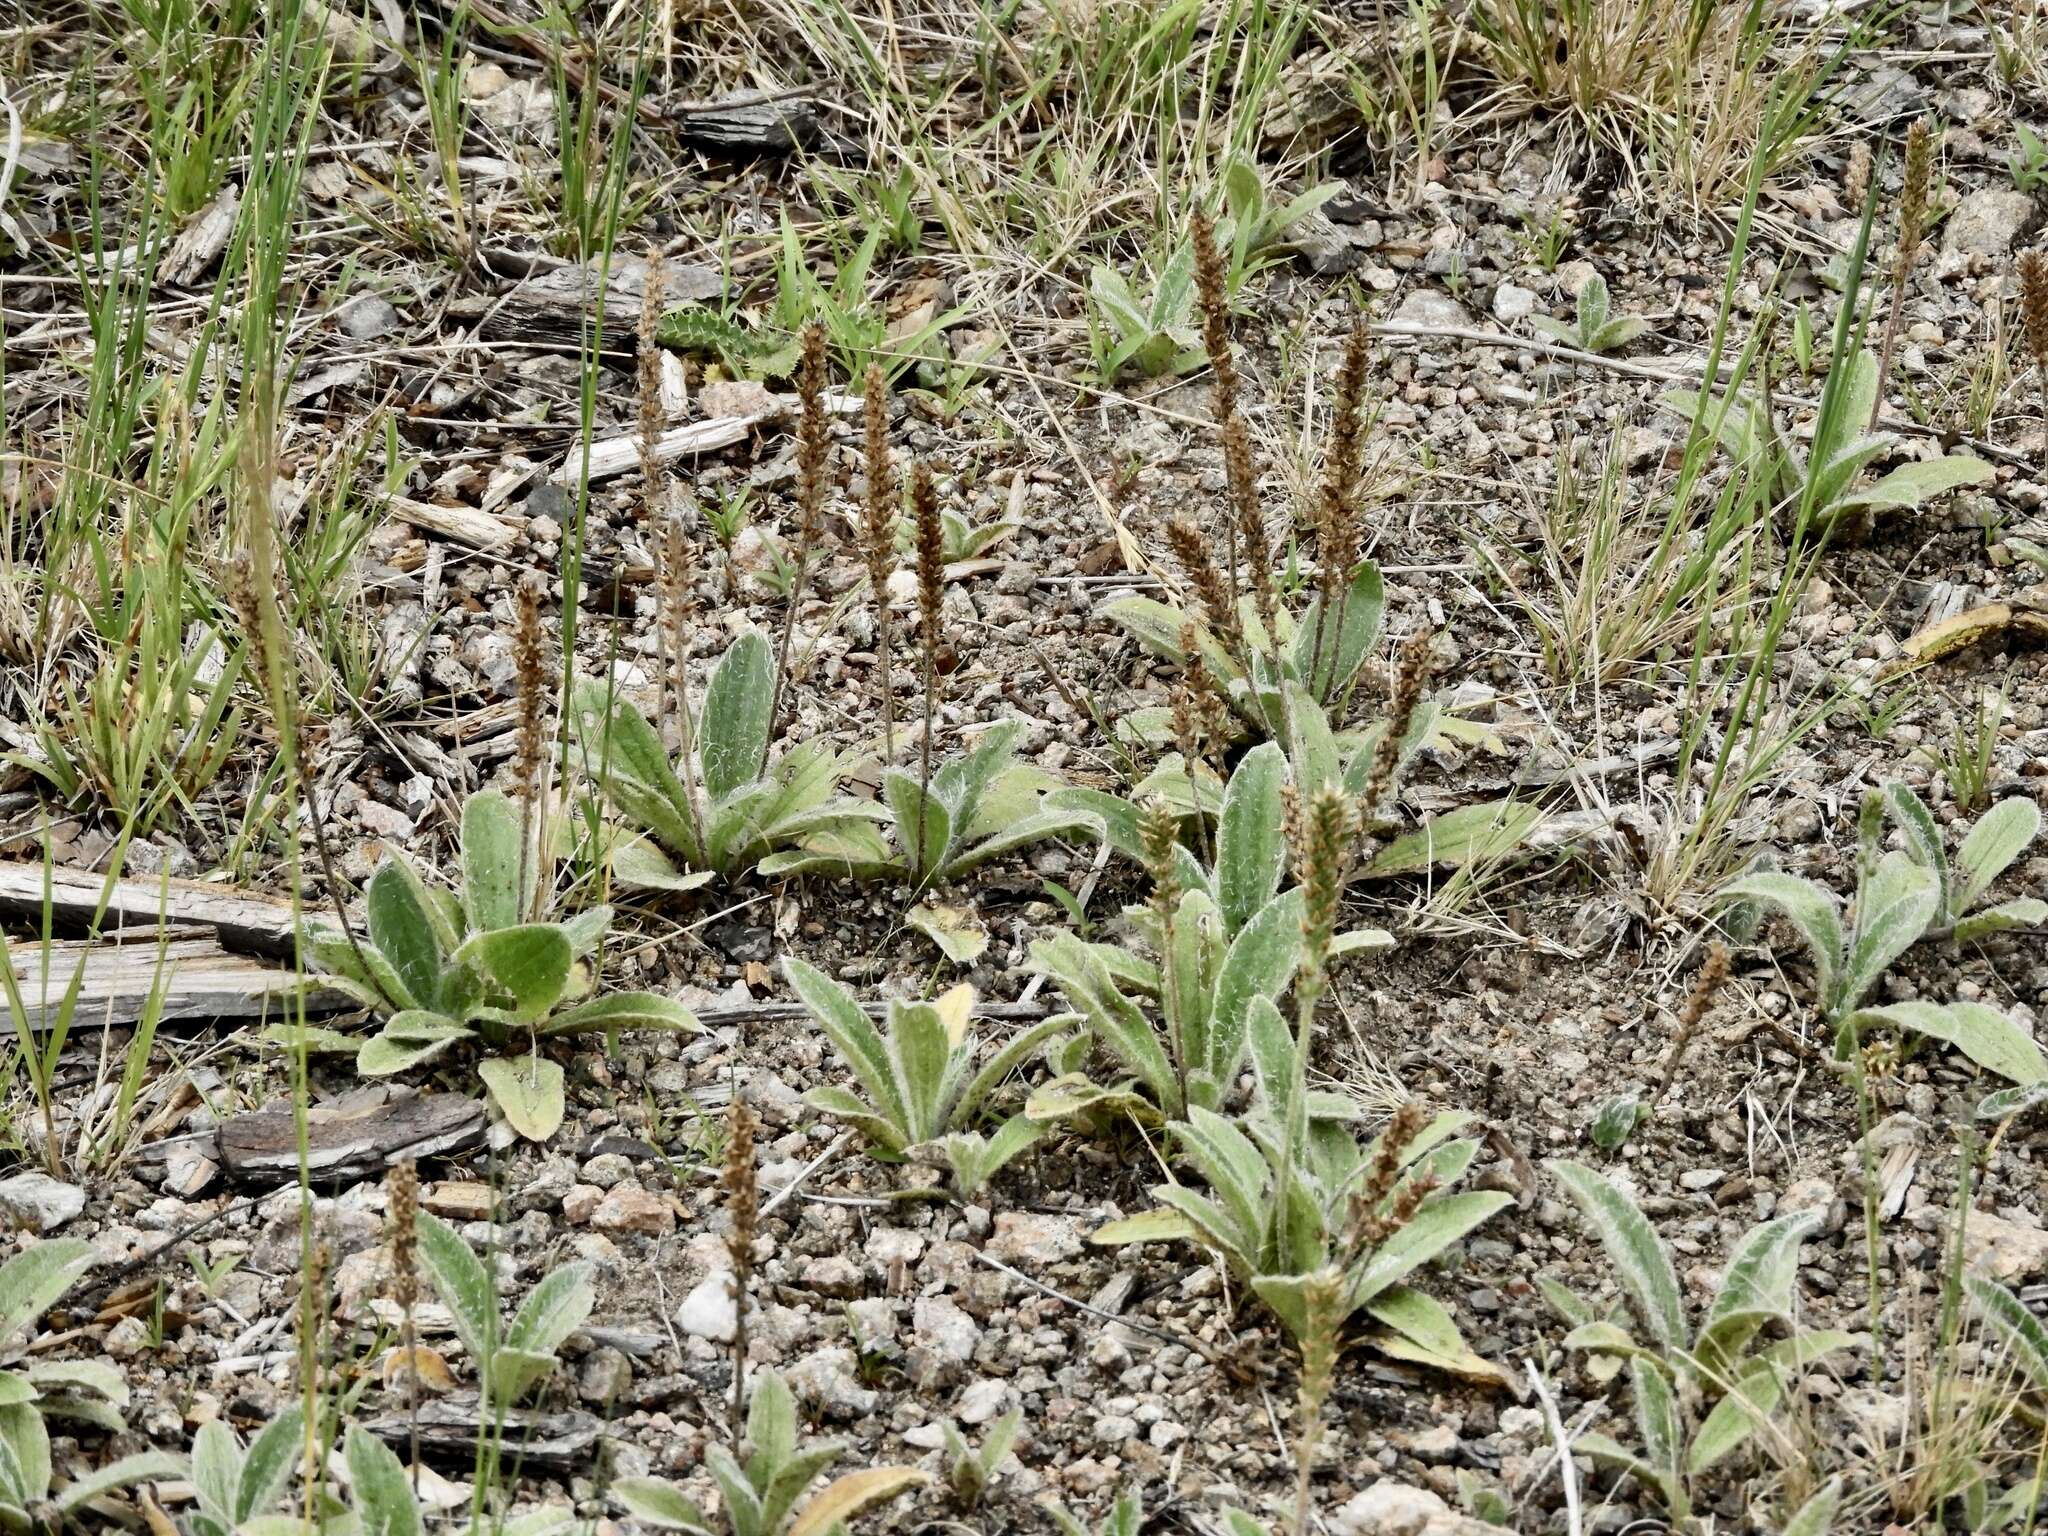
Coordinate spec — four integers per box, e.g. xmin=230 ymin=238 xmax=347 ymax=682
xmin=1869 ymin=263 xmax=1908 ymax=432
xmin=917 ymin=643 xmax=936 ymax=881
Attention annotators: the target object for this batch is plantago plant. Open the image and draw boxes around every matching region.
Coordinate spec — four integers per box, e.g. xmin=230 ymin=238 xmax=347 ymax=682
xmin=784 ymin=961 xmax=1068 ymax=1195
xmin=0 ymin=1240 xmax=151 ymax=1433
xmin=940 ymin=1407 xmax=1023 ymax=1508
xmin=756 ymin=718 xmax=1100 ymax=887
xmin=613 ymin=1369 xmax=927 ymax=1535
xmin=569 ymin=626 xmax=877 ymax=888
xmin=1102 ymin=247 xmax=1394 ymax=756
xmin=299 ymin=788 xmax=699 ymax=1138
xmin=1718 ymin=847 xmax=1939 ymax=1032
xmin=416 ymin=1211 xmax=594 ymax=1409
xmin=1528 ymin=271 xmax=1649 ymax=354
xmin=1669 ymin=346 xmax=1991 ymax=534
xmin=1880 ymin=782 xmax=2046 ymax=939
xmin=1545 ymin=1161 xmax=1859 ymax=1523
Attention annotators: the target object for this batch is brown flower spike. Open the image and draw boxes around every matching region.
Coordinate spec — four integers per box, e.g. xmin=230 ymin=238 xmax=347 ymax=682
xmin=2019 ymin=250 xmax=2048 ymax=473
xmin=860 ymin=365 xmax=899 ymax=759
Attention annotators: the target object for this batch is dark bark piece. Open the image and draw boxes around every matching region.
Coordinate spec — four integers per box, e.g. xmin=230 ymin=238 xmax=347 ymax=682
xmin=359 ymin=1397 xmax=601 ymax=1472
xmin=671 ymin=93 xmax=818 ymax=153
xmin=0 ymin=863 xmax=302 ymax=955
xmin=457 ymin=253 xmax=721 ymax=351
xmin=219 ymin=1087 xmax=485 ymax=1186
xmin=1 ymin=937 xmax=352 ymax=1033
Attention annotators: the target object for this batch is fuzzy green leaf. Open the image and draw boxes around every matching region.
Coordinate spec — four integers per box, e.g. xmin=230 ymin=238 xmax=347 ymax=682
xmin=542 ymin=991 xmax=701 ymax=1037
xmin=1351 ymin=1191 xmax=1513 ymax=1305
xmin=701 ymin=630 xmax=774 ymax=800
xmin=1091 ymin=1207 xmax=1198 ymax=1246
xmin=236 ymin=1407 xmax=306 ymax=1522
xmin=1852 ymin=1000 xmax=2048 ymax=1087
xmin=344 ymin=1428 xmax=422 ymax=1536
xmin=610 ymin=837 xmax=718 ymax=894
xmin=504 ymin=1261 xmax=594 ymax=1380
xmin=1882 ymin=781 xmax=1948 ymax=915
xmin=786 ymin=957 xmax=904 ymax=1132
xmin=1364 ymin=799 xmax=1541 ymax=877
xmin=1695 ymin=1211 xmax=1821 ymax=1373
xmin=358 ymin=1015 xmax=473 ymax=1075
xmin=1290 ymin=561 xmax=1385 ymax=704
xmin=1718 ymin=871 xmax=1844 ymax=1005
xmin=51 ymin=1450 xmax=184 ymax=1517
xmin=948 ymin=804 xmax=1103 ymax=879
xmin=1549 ymin=1160 xmax=1685 ymax=1350
xmin=613 ymin=1478 xmax=715 ymax=1532
xmin=1954 ymin=897 xmax=2048 ymax=943
xmin=1028 ymin=932 xmax=1178 ymax=1109
xmin=366 ymin=860 xmax=443 ymax=1010
xmin=1216 ymin=744 xmax=1287 ymax=935
xmin=0 ymin=1242 xmax=94 ymax=1345
xmin=415 ymin=1211 xmax=497 ymax=1369
xmin=1966 ymin=1274 xmax=2048 ymax=1393
xmin=1781 ymin=1478 xmax=1842 ymax=1536
xmin=883 ymin=768 xmax=953 ymax=881
xmin=1838 ymin=852 xmax=1938 ymax=1015
xmin=1207 ymin=889 xmax=1305 ymax=1086
xmin=1977 ymin=1079 xmax=2048 ymax=1121
xmin=480 ymin=1055 xmax=567 ymax=1143
xmin=461 ymin=789 xmax=528 ymax=934
xmin=1845 ymin=453 xmax=1993 ymax=514
xmin=888 ymin=1001 xmax=957 ymax=1144
xmin=0 ymin=1406 xmax=46 ymax=1508
xmin=1955 ymin=797 xmax=2042 ymax=914
xmin=457 ymin=925 xmax=572 ymax=1021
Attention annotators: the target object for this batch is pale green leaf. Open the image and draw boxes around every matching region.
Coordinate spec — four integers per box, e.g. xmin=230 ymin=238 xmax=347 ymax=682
xmin=344 ymin=1428 xmax=422 ymax=1536
xmin=1781 ymin=1478 xmax=1842 ymax=1536
xmin=1365 ymin=800 xmax=1541 ymax=877
xmin=237 ymin=1406 xmax=306 ymax=1521
xmin=1954 ymin=897 xmax=2048 ymax=943
xmin=1967 ymin=1274 xmax=2048 ymax=1393
xmin=906 ymin=903 xmax=988 ymax=965
xmin=456 ymin=925 xmax=572 ymax=1021
xmin=415 ymin=1212 xmax=497 ymax=1366
xmin=545 ymin=990 xmax=697 ymax=1037
xmin=613 ymin=1477 xmax=714 ymax=1532
xmin=1548 ymin=1160 xmax=1686 ymax=1350
xmin=0 ymin=1242 xmax=94 ymax=1343
xmin=700 ymin=630 xmax=774 ymax=800
xmin=1718 ymin=872 xmax=1843 ymax=1004
xmin=460 ymin=789 xmax=528 ymax=934
xmin=480 ymin=1055 xmax=567 ymax=1142
xmin=1955 ymin=797 xmax=2042 ymax=914
xmin=1852 ymin=1000 xmax=2048 ymax=1087
xmin=365 ymin=860 xmax=442 ymax=1010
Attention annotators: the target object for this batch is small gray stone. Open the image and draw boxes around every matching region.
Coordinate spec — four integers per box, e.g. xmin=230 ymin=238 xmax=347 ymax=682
xmin=1944 ymin=190 xmax=2038 ymax=259
xmin=1390 ymin=289 xmax=1474 ymax=333
xmin=800 ymin=1256 xmax=863 ymax=1298
xmin=579 ymin=1153 xmax=634 ymax=1189
xmin=1491 ymin=283 xmax=1538 ymax=324
xmin=676 ymin=1274 xmax=737 ymax=1342
xmin=577 ymin=1346 xmax=634 ymax=1404
xmin=787 ymin=1346 xmax=879 ymax=1420
xmin=165 ymin=1145 xmax=218 ymax=1198
xmin=1333 ymin=1481 xmax=1451 ymax=1536
xmin=0 ymin=1173 xmax=84 ymax=1233
xmin=338 ymin=293 xmax=400 ymax=341
xmin=910 ymin=1295 xmax=981 ymax=1387
xmin=985 ymin=1213 xmax=1081 ymax=1266
xmin=955 ymin=1377 xmax=1008 ymax=1425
